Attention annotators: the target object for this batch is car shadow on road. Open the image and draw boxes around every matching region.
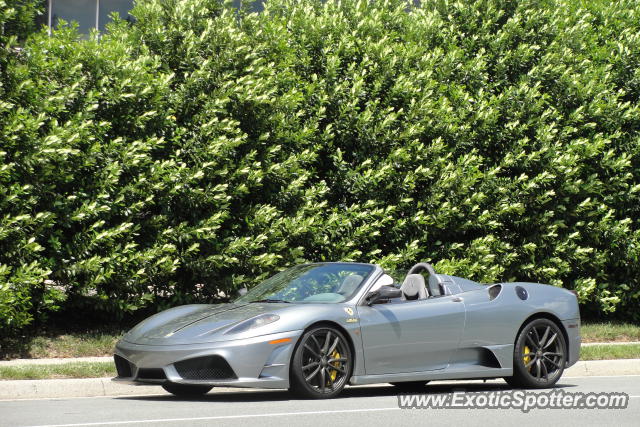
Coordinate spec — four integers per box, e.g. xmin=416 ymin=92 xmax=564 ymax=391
xmin=116 ymin=380 xmax=578 ymax=403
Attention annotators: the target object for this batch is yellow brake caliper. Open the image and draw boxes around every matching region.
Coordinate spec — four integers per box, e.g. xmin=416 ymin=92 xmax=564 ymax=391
xmin=523 ymin=345 xmax=532 ymax=370
xmin=329 ymin=350 xmax=340 ymax=382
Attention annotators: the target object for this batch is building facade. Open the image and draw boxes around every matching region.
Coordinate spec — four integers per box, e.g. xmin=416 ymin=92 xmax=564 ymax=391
xmin=41 ymin=0 xmax=265 ymax=34
xmin=43 ymin=0 xmax=134 ymax=33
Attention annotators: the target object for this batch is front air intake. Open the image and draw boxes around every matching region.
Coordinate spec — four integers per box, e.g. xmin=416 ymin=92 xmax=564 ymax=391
xmin=137 ymin=368 xmax=166 ymax=380
xmin=174 ymin=355 xmax=237 ymax=381
xmin=114 ymin=354 xmax=133 ymax=378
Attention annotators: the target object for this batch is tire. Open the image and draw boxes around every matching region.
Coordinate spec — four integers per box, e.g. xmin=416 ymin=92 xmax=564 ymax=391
xmin=162 ymin=383 xmax=213 ymax=396
xmin=505 ymin=318 xmax=567 ymax=388
xmin=289 ymin=326 xmax=353 ymax=399
xmin=390 ymin=381 xmax=430 ymax=391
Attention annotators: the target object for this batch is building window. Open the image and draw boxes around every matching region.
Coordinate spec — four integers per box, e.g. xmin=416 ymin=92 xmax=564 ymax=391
xmin=46 ymin=0 xmax=133 ymax=34
xmin=97 ymin=0 xmax=133 ymax=31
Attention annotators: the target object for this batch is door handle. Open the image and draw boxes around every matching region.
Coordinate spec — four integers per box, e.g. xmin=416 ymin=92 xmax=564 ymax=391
xmin=452 ymin=297 xmax=463 ymax=302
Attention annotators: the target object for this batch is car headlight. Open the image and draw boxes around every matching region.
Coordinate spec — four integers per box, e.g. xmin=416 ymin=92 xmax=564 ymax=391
xmin=224 ymin=314 xmax=280 ymax=335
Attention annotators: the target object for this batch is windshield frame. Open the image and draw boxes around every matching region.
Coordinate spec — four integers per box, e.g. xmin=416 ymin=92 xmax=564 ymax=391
xmin=234 ymin=263 xmax=377 ymax=304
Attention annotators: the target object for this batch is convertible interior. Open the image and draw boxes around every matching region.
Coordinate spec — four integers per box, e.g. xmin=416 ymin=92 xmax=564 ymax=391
xmin=304 ymin=262 xmax=451 ymax=303
xmin=396 ymin=262 xmax=451 ymax=300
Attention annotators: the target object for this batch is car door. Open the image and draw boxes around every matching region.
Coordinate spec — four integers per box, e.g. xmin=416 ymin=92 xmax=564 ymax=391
xmin=356 ymin=295 xmax=466 ymax=374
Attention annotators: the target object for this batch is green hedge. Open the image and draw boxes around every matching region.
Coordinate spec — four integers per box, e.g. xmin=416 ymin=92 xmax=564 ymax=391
xmin=1 ymin=0 xmax=640 ymax=334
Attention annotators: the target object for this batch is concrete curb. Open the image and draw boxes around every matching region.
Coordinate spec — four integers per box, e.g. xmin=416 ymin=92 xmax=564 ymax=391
xmin=1 ymin=359 xmax=638 ymax=400
xmin=563 ymin=358 xmax=640 ymax=377
xmin=0 ymin=378 xmax=166 ymax=400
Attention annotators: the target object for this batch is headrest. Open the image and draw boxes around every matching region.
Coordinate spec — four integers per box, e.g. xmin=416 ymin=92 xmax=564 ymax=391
xmin=400 ymin=274 xmax=427 ymax=300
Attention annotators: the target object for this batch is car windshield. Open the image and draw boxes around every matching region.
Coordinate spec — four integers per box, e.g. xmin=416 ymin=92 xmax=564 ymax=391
xmin=235 ymin=263 xmax=375 ymax=304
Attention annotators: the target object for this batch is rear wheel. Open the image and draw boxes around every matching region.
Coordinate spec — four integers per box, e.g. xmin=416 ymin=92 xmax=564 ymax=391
xmin=390 ymin=381 xmax=430 ymax=391
xmin=162 ymin=383 xmax=212 ymax=396
xmin=289 ymin=326 xmax=353 ymax=399
xmin=505 ymin=318 xmax=566 ymax=388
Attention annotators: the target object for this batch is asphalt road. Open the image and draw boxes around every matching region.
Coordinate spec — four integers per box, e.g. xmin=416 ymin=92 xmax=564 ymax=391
xmin=1 ymin=376 xmax=638 ymax=427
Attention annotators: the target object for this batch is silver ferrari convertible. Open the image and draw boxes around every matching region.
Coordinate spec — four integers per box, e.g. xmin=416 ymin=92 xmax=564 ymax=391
xmin=113 ymin=262 xmax=581 ymax=398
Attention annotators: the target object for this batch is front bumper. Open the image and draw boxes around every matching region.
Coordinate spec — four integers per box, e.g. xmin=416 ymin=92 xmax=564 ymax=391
xmin=113 ymin=330 xmax=303 ymax=389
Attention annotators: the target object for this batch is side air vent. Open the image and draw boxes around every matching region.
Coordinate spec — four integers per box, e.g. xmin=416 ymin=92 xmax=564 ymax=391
xmin=114 ymin=354 xmax=133 ymax=378
xmin=488 ymin=284 xmax=502 ymax=301
xmin=174 ymin=355 xmax=237 ymax=381
xmin=478 ymin=348 xmax=502 ymax=368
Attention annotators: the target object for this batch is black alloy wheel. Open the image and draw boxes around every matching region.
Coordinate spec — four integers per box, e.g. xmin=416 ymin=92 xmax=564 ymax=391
xmin=505 ymin=318 xmax=567 ymax=388
xmin=289 ymin=326 xmax=353 ymax=399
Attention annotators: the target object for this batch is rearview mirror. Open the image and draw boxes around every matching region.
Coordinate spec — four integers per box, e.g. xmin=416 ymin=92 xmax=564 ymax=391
xmin=366 ymin=285 xmax=402 ymax=305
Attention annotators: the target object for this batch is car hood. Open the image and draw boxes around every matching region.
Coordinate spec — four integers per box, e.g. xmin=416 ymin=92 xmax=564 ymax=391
xmin=122 ymin=302 xmax=291 ymax=345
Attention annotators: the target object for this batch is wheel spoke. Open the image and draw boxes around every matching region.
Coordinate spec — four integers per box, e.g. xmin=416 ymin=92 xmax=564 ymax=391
xmin=305 ymin=365 xmax=321 ymax=382
xmin=322 ymin=331 xmax=331 ymax=354
xmin=328 ymin=357 xmax=348 ymax=363
xmin=543 ymin=352 xmax=562 ymax=357
xmin=303 ymin=343 xmax=320 ymax=358
xmin=330 ymin=365 xmax=346 ymax=374
xmin=539 ymin=326 xmax=551 ymax=348
xmin=303 ymin=361 xmax=319 ymax=370
xmin=320 ymin=367 xmax=326 ymax=392
xmin=526 ymin=334 xmax=539 ymax=350
xmin=325 ymin=367 xmax=334 ymax=388
xmin=541 ymin=358 xmax=549 ymax=380
xmin=523 ymin=352 xmax=535 ymax=358
xmin=311 ymin=335 xmax=323 ymax=353
xmin=525 ymin=357 xmax=536 ymax=369
xmin=543 ymin=333 xmax=558 ymax=349
xmin=327 ymin=336 xmax=340 ymax=354
xmin=535 ymin=358 xmax=542 ymax=379
xmin=532 ymin=327 xmax=542 ymax=348
xmin=543 ymin=356 xmax=561 ymax=369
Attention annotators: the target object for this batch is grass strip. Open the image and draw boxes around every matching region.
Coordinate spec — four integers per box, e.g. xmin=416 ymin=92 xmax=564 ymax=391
xmin=0 ymin=362 xmax=116 ymax=380
xmin=579 ymin=343 xmax=640 ymax=361
xmin=581 ymin=322 xmax=640 ymax=343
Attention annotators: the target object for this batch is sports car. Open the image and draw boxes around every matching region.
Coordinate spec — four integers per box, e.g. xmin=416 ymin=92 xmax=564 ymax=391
xmin=113 ymin=262 xmax=581 ymax=398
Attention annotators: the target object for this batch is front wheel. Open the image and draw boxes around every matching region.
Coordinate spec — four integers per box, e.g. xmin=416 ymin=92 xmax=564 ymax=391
xmin=505 ymin=318 xmax=567 ymax=388
xmin=289 ymin=326 xmax=353 ymax=399
xmin=162 ymin=383 xmax=213 ymax=396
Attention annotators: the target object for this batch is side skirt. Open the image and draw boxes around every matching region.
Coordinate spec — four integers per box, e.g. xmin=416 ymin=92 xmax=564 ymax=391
xmin=349 ymin=366 xmax=513 ymax=385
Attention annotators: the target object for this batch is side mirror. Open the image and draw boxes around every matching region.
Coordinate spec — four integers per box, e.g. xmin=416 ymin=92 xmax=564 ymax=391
xmin=366 ymin=285 xmax=402 ymax=305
